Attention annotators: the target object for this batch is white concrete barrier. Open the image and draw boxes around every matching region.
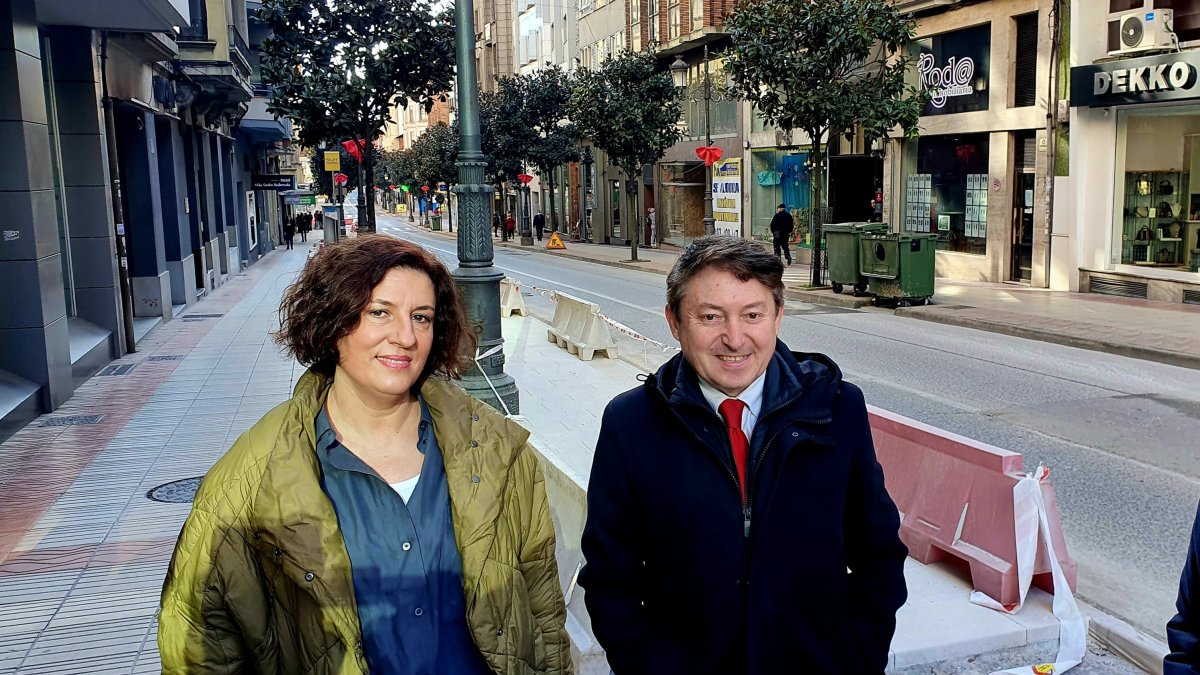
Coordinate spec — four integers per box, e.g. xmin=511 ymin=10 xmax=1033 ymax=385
xmin=510 ymin=418 xmax=611 ymax=675
xmin=500 ymin=277 xmax=527 ymax=317
xmin=546 ymin=291 xmax=618 ymax=361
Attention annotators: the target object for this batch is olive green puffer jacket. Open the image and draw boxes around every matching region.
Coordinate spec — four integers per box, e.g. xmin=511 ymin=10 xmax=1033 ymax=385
xmin=158 ymin=370 xmax=572 ymax=674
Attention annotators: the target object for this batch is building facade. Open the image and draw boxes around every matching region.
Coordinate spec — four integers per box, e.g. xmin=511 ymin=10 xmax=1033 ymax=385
xmin=881 ymin=0 xmax=1059 ymax=286
xmin=0 ymin=0 xmax=291 ymax=441
xmin=1066 ymin=0 xmax=1200 ymax=302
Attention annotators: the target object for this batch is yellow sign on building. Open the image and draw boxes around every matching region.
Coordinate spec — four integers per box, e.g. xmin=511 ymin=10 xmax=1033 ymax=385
xmin=323 ymin=151 xmax=341 ymax=172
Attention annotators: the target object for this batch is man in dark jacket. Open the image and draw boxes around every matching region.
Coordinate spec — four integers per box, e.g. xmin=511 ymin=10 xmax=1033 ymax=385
xmin=768 ymin=203 xmax=794 ymax=266
xmin=533 ymin=210 xmax=546 ymax=241
xmin=1167 ymin=500 xmax=1200 ymax=673
xmin=580 ymin=235 xmax=907 ymax=675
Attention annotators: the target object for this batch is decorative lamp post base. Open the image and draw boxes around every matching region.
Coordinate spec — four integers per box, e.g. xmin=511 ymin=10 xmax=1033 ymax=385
xmin=520 ymin=235 xmax=534 ymax=246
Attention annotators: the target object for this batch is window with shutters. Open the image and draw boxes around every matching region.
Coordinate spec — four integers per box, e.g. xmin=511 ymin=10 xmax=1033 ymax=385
xmin=1013 ymin=13 xmax=1038 ymax=108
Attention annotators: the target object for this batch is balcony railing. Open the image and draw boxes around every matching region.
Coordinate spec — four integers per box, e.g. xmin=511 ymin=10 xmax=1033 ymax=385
xmin=229 ymin=25 xmax=252 ymax=72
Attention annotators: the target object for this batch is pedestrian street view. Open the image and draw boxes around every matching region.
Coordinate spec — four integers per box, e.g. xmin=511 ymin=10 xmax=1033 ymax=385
xmin=2 ymin=0 xmax=1200 ymax=673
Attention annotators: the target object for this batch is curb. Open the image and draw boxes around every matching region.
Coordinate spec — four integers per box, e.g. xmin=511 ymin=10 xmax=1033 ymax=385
xmin=1082 ymin=602 xmax=1167 ymax=674
xmin=785 ymin=288 xmax=875 ymax=309
xmin=895 ymin=307 xmax=1200 ymax=372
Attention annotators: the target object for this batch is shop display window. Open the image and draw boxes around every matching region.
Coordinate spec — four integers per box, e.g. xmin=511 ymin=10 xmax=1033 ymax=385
xmin=1114 ymin=110 xmax=1200 ymax=272
xmin=748 ymin=149 xmax=812 ymax=245
xmin=902 ymin=133 xmax=990 ymax=255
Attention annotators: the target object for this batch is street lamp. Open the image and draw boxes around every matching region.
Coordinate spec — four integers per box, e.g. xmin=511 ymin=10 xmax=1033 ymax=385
xmin=671 ymin=43 xmax=725 ymax=237
xmin=450 ymin=0 xmax=519 ymax=413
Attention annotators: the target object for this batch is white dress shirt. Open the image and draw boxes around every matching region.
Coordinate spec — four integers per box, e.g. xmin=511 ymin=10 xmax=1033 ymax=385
xmin=698 ymin=369 xmax=767 ymax=441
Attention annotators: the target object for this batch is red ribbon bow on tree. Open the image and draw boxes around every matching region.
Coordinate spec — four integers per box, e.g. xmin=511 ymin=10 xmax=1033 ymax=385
xmin=695 ymin=145 xmax=724 ymax=167
xmin=341 ymin=139 xmax=367 ymax=162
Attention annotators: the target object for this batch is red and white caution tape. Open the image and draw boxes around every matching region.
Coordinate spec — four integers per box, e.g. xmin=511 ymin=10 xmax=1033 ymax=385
xmin=970 ymin=465 xmax=1086 ymax=675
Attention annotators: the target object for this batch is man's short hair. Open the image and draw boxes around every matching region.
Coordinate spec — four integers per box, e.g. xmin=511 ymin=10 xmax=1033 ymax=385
xmin=666 ymin=235 xmax=785 ymax=316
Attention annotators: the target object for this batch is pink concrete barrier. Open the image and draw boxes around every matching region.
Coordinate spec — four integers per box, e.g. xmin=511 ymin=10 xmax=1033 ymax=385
xmin=868 ymin=406 xmax=1077 ymax=608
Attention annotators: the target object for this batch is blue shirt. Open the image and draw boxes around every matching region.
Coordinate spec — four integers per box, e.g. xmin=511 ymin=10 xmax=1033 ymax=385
xmin=314 ymin=398 xmax=490 ymax=675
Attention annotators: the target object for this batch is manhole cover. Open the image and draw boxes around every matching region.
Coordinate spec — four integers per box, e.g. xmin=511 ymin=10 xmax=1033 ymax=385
xmin=147 ymin=355 xmax=186 ymax=362
xmin=41 ymin=414 xmax=105 ymax=427
xmin=147 ymin=477 xmax=204 ymax=503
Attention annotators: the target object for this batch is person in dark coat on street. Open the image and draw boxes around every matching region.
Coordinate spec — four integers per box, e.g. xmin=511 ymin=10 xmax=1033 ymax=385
xmin=768 ymin=203 xmax=794 ymax=266
xmin=493 ymin=212 xmax=502 ymax=238
xmin=1167 ymin=500 xmax=1200 ymax=673
xmin=283 ymin=217 xmax=295 ymax=250
xmin=580 ymin=235 xmax=907 ymax=675
xmin=533 ymin=211 xmax=546 ymax=241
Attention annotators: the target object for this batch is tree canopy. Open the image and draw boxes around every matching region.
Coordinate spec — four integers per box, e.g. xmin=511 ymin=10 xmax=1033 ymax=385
xmin=571 ymin=50 xmax=683 ymax=183
xmin=256 ymin=0 xmax=455 ymax=229
xmin=723 ymin=0 xmax=926 ymax=283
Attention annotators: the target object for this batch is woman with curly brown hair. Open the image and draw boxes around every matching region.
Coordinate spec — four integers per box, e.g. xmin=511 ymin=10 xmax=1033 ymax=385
xmin=159 ymin=236 xmax=572 ymax=675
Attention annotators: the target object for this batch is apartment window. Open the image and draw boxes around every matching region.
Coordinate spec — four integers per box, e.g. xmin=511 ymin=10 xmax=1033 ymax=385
xmin=648 ymin=0 xmax=660 ymax=44
xmin=631 ymin=0 xmax=640 ymax=25
xmin=690 ymin=0 xmax=703 ymax=32
xmin=632 ymin=26 xmax=642 ymax=52
xmin=668 ymin=5 xmax=681 ymax=40
xmin=1013 ymin=13 xmax=1038 ymax=108
xmin=180 ymin=0 xmax=208 ymax=39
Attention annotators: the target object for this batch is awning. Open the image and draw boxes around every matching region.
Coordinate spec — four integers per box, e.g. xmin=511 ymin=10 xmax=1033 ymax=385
xmin=237 ymin=118 xmax=290 ymax=144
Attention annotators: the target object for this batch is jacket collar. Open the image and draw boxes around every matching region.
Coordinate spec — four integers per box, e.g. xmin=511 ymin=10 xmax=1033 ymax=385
xmin=250 ymin=369 xmax=528 ymax=637
xmin=653 ymin=339 xmax=842 ymax=426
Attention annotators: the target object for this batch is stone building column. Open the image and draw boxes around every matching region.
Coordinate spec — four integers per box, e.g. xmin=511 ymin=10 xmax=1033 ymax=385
xmin=0 ymin=0 xmax=71 ymax=410
xmin=156 ymin=116 xmax=196 ymax=306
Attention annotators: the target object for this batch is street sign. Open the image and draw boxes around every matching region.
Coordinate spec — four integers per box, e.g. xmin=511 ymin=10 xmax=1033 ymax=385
xmin=546 ymin=232 xmax=566 ymax=250
xmin=283 ymin=195 xmax=316 ymax=205
xmin=252 ymin=174 xmax=296 ymax=191
xmin=324 ymin=151 xmax=341 ymax=172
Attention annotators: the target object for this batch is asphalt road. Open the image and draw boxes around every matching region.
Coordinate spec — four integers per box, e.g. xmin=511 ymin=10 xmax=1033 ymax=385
xmin=378 ymin=215 xmax=1200 ymax=645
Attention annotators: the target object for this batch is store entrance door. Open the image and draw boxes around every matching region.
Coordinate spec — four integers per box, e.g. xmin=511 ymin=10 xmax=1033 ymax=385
xmin=1010 ymin=134 xmax=1036 ymax=283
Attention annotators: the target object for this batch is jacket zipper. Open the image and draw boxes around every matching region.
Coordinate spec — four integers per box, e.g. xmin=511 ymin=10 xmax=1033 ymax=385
xmin=649 ymin=375 xmax=831 ymax=540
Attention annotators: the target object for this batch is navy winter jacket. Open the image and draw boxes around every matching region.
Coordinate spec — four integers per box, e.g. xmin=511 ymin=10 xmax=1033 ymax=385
xmin=1167 ymin=500 xmax=1200 ymax=673
xmin=580 ymin=341 xmax=908 ymax=674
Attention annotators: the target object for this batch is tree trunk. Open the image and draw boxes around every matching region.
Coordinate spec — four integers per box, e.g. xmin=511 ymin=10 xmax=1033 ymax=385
xmin=546 ymin=167 xmax=558 ymax=232
xmin=362 ymin=140 xmax=376 ymax=231
xmin=808 ymin=131 xmax=826 ymax=287
xmin=627 ymin=169 xmax=639 ymax=262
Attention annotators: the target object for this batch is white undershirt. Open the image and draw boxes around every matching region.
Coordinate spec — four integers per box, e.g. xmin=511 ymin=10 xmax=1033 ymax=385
xmin=389 ymin=475 xmax=421 ymax=503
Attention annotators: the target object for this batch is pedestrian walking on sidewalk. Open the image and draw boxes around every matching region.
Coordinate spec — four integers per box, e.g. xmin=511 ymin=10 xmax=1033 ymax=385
xmin=504 ymin=213 xmax=516 ymax=241
xmin=533 ymin=210 xmax=545 ymax=241
xmin=768 ymin=203 xmax=793 ymax=266
xmin=493 ymin=211 xmax=502 ymax=238
xmin=580 ymin=235 xmax=906 ymax=675
xmin=1167 ymin=500 xmax=1200 ymax=673
xmin=159 ymin=236 xmax=572 ymax=675
xmin=298 ymin=211 xmax=310 ymax=243
xmin=283 ymin=218 xmax=295 ymax=250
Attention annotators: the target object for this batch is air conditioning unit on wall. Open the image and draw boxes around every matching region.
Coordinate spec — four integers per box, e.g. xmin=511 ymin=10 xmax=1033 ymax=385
xmin=1109 ymin=9 xmax=1176 ymax=56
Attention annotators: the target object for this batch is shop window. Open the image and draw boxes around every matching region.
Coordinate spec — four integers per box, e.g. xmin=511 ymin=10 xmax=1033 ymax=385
xmin=914 ymin=24 xmax=991 ymax=116
xmin=1013 ymin=13 xmax=1038 ymax=108
xmin=903 ymin=134 xmax=990 ymax=255
xmin=1114 ymin=110 xmax=1200 ymax=270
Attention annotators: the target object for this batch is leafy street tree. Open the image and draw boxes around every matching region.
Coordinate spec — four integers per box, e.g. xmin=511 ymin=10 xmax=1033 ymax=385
xmin=479 ymin=82 xmax=531 ymax=227
xmin=724 ymin=0 xmax=926 ymax=286
xmin=257 ymin=0 xmax=455 ymax=231
xmin=572 ymin=50 xmax=683 ymax=260
xmin=409 ymin=123 xmax=459 ymax=226
xmin=519 ymin=67 xmax=580 ymax=232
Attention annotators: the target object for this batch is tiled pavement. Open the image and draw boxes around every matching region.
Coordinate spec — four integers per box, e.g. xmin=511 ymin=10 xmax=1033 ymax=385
xmin=0 ymin=248 xmax=304 ymax=674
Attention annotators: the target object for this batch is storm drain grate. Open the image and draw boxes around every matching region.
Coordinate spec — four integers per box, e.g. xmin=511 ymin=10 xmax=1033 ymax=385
xmin=147 ymin=477 xmax=205 ymax=503
xmin=97 ymin=364 xmax=137 ymax=376
xmin=182 ymin=313 xmax=225 ymax=320
xmin=147 ymin=355 xmax=186 ymax=362
xmin=1185 ymin=289 xmax=1200 ymax=305
xmin=41 ymin=414 xmax=105 ymax=427
xmin=1089 ymin=277 xmax=1148 ymax=299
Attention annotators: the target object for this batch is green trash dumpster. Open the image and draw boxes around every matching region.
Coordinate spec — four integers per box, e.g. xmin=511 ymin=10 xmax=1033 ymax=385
xmin=824 ymin=222 xmax=889 ymax=295
xmin=430 ymin=215 xmax=442 ymax=231
xmin=858 ymin=232 xmax=937 ymax=305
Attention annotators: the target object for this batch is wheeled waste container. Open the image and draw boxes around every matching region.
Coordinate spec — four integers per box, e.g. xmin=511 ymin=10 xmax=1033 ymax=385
xmin=824 ymin=222 xmax=889 ymax=295
xmin=858 ymin=232 xmax=937 ymax=305
xmin=430 ymin=215 xmax=443 ymax=231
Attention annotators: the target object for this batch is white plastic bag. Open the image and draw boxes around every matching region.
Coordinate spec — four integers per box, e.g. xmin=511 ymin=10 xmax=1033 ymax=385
xmin=969 ymin=466 xmax=1087 ymax=675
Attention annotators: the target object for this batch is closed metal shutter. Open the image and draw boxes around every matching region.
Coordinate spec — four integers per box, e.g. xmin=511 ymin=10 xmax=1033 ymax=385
xmin=1014 ymin=13 xmax=1039 ymax=108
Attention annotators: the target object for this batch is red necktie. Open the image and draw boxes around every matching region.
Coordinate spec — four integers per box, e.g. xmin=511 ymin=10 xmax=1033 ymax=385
xmin=718 ymin=399 xmax=748 ymax=502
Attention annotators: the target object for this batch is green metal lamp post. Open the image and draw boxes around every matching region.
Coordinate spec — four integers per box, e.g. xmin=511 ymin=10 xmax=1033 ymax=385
xmin=449 ymin=0 xmax=519 ymax=413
